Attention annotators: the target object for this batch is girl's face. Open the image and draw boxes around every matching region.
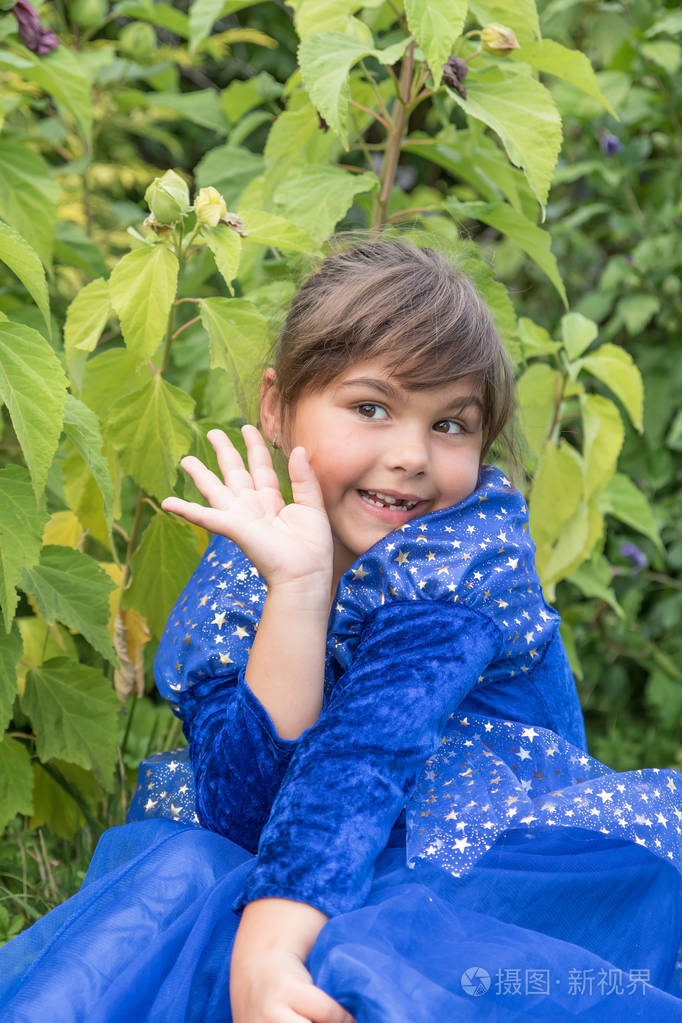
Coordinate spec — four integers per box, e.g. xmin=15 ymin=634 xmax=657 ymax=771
xmin=261 ymin=356 xmax=484 ymax=587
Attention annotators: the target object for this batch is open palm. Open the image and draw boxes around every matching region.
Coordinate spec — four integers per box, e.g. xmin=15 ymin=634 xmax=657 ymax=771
xmin=161 ymin=426 xmax=333 ymax=589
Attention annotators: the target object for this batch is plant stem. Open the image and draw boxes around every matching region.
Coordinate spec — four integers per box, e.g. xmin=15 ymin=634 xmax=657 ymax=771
xmin=123 ymin=489 xmax=146 ymax=588
xmin=371 ymin=41 xmax=415 ymax=230
xmin=349 ymin=98 xmax=391 ymax=130
xmin=172 ymin=314 xmax=201 ymax=341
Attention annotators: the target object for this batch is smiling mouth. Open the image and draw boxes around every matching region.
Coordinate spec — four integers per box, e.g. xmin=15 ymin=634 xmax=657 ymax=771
xmin=356 ymin=490 xmax=428 ymax=519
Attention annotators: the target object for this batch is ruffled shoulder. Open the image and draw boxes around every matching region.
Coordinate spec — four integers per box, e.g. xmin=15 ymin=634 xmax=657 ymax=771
xmin=326 ymin=466 xmax=559 ymax=678
xmin=154 ymin=533 xmax=267 ymax=713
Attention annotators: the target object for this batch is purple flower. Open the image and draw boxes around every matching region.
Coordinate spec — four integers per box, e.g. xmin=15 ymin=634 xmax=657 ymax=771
xmin=620 ymin=543 xmax=647 ymax=573
xmin=600 ymin=132 xmax=623 ymax=157
xmin=12 ymin=0 xmax=59 ymax=54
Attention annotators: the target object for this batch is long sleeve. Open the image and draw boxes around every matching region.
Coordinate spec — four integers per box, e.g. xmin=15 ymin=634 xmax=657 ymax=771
xmin=233 ymin=599 xmax=502 ymax=916
xmin=151 ymin=533 xmax=299 ymax=852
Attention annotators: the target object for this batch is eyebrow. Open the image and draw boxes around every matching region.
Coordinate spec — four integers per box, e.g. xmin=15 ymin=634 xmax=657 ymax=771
xmin=335 ymin=377 xmax=484 ymax=415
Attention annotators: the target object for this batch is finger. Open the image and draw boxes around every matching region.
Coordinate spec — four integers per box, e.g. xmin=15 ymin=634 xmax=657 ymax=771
xmin=241 ymin=424 xmax=282 ymax=493
xmin=207 ymin=429 xmax=255 ymax=493
xmin=288 ymin=447 xmax=326 ymax=513
xmin=178 ymin=456 xmax=234 ymax=510
xmin=161 ymin=496 xmax=243 ymax=537
xmin=291 ymin=984 xmax=356 ymax=1023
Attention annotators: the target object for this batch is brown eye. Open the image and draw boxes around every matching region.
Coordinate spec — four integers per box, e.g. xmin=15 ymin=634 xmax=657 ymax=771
xmin=356 ymin=404 xmax=387 ymax=419
xmin=434 ymin=420 xmax=463 ymax=435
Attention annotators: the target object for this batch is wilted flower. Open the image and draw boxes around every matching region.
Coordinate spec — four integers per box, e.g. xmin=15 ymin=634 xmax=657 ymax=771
xmin=144 ymin=170 xmax=191 ymax=226
xmin=600 ymin=132 xmax=624 ymax=157
xmin=442 ymin=55 xmax=468 ymax=99
xmin=620 ymin=543 xmax=647 ymax=573
xmin=11 ymin=0 xmax=59 ymax=54
xmin=480 ymin=23 xmax=520 ymax=56
xmin=194 ymin=186 xmax=228 ymax=228
xmin=316 ymin=110 xmax=329 ymax=132
xmin=221 ymin=211 xmax=248 ymax=237
xmin=143 ymin=212 xmax=174 ymax=235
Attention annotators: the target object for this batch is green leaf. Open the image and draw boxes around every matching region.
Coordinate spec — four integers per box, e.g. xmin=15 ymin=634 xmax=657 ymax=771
xmin=187 ymin=0 xmax=262 ymax=50
xmin=200 ymin=224 xmax=241 ymax=293
xmin=298 ymin=31 xmax=409 ymax=146
xmin=528 ymin=440 xmax=583 ymax=549
xmin=517 ymin=317 xmax=560 ymax=359
xmin=596 ymin=473 xmax=663 ymax=553
xmin=199 ymin=298 xmax=268 ymax=407
xmin=0 ymin=466 xmax=48 ymax=626
xmin=20 ymin=546 xmax=117 ymax=663
xmin=0 ymin=220 xmax=50 ymax=335
xmin=616 ymin=293 xmax=659 ymax=337
xmin=264 ymin=101 xmax=336 ymax=182
xmin=517 ymin=362 xmax=558 ymax=457
xmin=106 ymin=374 xmax=195 ymax=500
xmin=222 ymin=72 xmax=283 ymax=124
xmin=0 ymin=613 xmax=22 ymax=732
xmin=81 ymin=348 xmax=146 ymax=421
xmin=22 ymin=658 xmax=119 ymax=787
xmin=581 ymin=394 xmax=624 ymax=500
xmin=112 ymin=0 xmax=190 ymax=36
xmin=405 ymin=0 xmax=468 ymax=87
xmin=62 ymin=394 xmax=115 ymax=528
xmin=195 ymin=145 xmax=265 ymax=209
xmin=569 ymin=555 xmax=624 ymax=619
xmin=468 ymin=0 xmax=539 ymax=41
xmin=109 ymin=244 xmax=179 ymax=361
xmin=443 ymin=199 xmax=567 ymax=305
xmin=237 ymin=208 xmax=316 ymax=253
xmin=0 ymin=736 xmax=33 ymax=830
xmin=54 ymin=221 xmax=109 ymax=279
xmin=293 ymin=0 xmax=384 ymax=40
xmin=273 ymin=165 xmax=378 ymax=244
xmin=64 ymin=278 xmax=112 ymax=390
xmin=449 ymin=68 xmax=562 ymax=213
xmin=21 ymin=46 xmax=92 ymax=140
xmin=0 ymin=321 xmax=68 ymax=499
xmin=0 ymin=142 xmax=60 ymax=267
xmin=122 ymin=513 xmax=199 ymax=638
xmin=30 ymin=759 xmax=101 ymax=839
xmin=141 ymin=90 xmax=229 ymax=134
xmin=641 ymin=41 xmax=681 ymax=75
xmin=561 ymin=311 xmax=598 ymax=360
xmin=542 ymin=500 xmax=603 ymax=587
xmin=578 ymin=344 xmax=643 ymax=432
xmin=512 ymin=40 xmax=616 ymax=116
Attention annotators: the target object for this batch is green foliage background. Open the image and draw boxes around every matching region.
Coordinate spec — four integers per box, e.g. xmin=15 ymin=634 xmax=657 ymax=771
xmin=0 ymin=0 xmax=679 ymax=936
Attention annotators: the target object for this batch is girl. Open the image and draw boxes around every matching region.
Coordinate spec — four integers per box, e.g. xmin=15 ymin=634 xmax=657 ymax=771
xmin=1 ymin=240 xmax=681 ymax=1022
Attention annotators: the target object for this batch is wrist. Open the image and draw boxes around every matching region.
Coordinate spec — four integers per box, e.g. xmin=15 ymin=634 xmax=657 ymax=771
xmin=238 ymin=898 xmax=328 ymax=959
xmin=267 ymin=575 xmax=332 ymax=612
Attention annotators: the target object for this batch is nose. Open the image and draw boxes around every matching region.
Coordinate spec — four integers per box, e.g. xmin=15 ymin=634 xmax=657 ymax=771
xmin=382 ymin=423 xmax=429 ymax=476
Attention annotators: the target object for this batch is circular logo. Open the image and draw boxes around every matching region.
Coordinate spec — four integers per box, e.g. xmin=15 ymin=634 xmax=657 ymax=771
xmin=461 ymin=966 xmax=491 ymax=997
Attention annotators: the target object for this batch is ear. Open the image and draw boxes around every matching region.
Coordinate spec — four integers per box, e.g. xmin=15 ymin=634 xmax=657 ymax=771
xmin=258 ymin=367 xmax=281 ymax=445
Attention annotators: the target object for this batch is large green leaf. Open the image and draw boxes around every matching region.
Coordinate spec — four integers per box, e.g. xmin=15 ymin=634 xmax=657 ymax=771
xmin=20 ymin=546 xmax=117 ymax=663
xmin=199 ymin=298 xmax=268 ymax=406
xmin=449 ymin=68 xmax=562 ymax=213
xmin=298 ymin=31 xmax=409 ymax=145
xmin=0 ymin=736 xmax=33 ymax=830
xmin=188 ymin=0 xmax=263 ymax=50
xmin=0 ymin=613 xmax=22 ymax=732
xmin=293 ymin=0 xmax=384 ymax=40
xmin=106 ymin=373 xmax=195 ymax=500
xmin=81 ymin=348 xmax=147 ymax=421
xmin=200 ymin=225 xmax=241 ymax=293
xmin=0 ymin=143 xmax=60 ymax=267
xmin=443 ymin=199 xmax=567 ymax=305
xmin=0 ymin=466 xmax=48 ymax=626
xmin=62 ymin=394 xmax=115 ymax=528
xmin=468 ymin=0 xmax=539 ymax=41
xmin=0 ymin=321 xmax=68 ymax=500
xmin=596 ymin=474 xmax=663 ymax=553
xmin=264 ymin=102 xmax=336 ymax=182
xmin=542 ymin=500 xmax=603 ymax=587
xmin=273 ymin=165 xmax=378 ymax=244
xmin=517 ymin=362 xmax=558 ymax=457
xmin=561 ymin=311 xmax=598 ymax=360
xmin=112 ymin=0 xmax=190 ymax=36
xmin=0 ymin=221 xmax=50 ymax=335
xmin=109 ymin=244 xmax=179 ymax=361
xmin=22 ymin=658 xmax=119 ymax=787
xmin=512 ymin=40 xmax=616 ymax=116
xmin=64 ymin=278 xmax=112 ymax=390
xmin=581 ymin=394 xmax=624 ymax=501
xmin=21 ymin=46 xmax=92 ymax=140
xmin=528 ymin=440 xmax=583 ymax=549
xmin=569 ymin=555 xmax=624 ymax=619
xmin=237 ymin=208 xmax=316 ymax=253
xmin=578 ymin=344 xmax=643 ymax=432
xmin=138 ymin=90 xmax=229 ymax=134
xmin=405 ymin=0 xmax=468 ymax=87
xmin=54 ymin=221 xmax=109 ymax=279
xmin=122 ymin=513 xmax=199 ymax=638
xmin=195 ymin=144 xmax=265 ymax=209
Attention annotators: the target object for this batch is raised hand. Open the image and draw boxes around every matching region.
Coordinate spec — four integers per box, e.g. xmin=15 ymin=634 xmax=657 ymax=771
xmin=161 ymin=426 xmax=333 ymax=590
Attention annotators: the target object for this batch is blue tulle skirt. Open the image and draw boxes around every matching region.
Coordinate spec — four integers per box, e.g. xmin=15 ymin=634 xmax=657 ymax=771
xmin=1 ymin=814 xmax=681 ymax=1022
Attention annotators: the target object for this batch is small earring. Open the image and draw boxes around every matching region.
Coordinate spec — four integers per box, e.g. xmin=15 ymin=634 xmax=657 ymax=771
xmin=272 ymin=434 xmax=278 ymax=450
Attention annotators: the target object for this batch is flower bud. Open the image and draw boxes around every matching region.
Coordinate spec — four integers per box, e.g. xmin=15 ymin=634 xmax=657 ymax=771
xmin=119 ymin=21 xmax=156 ymax=61
xmin=11 ymin=0 xmax=59 ymax=54
xmin=480 ymin=23 xmax=519 ymax=56
xmin=144 ymin=170 xmax=190 ymax=226
xmin=194 ymin=186 xmax=228 ymax=228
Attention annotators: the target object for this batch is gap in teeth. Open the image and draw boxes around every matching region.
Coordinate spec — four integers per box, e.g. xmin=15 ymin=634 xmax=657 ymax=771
xmin=361 ymin=490 xmax=417 ymax=509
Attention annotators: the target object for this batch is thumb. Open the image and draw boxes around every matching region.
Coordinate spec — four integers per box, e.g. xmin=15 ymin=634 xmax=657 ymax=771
xmin=288 ymin=446 xmax=325 ymax=512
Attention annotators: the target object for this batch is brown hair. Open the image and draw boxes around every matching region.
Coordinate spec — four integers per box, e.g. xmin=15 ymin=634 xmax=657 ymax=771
xmin=266 ymin=238 xmax=516 ymax=463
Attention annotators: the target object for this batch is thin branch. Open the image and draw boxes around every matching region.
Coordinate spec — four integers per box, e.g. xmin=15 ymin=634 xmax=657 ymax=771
xmin=172 ymin=314 xmax=201 ymax=340
xmin=349 ymin=98 xmax=391 ymax=131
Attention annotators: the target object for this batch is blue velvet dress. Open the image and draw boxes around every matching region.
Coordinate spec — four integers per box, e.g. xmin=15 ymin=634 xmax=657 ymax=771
xmin=2 ymin=466 xmax=681 ymax=1022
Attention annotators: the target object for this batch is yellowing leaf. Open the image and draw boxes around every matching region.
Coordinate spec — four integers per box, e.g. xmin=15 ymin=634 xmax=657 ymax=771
xmin=42 ymin=510 xmax=85 ymax=549
xmin=109 ymin=244 xmax=179 ymax=361
xmin=16 ymin=616 xmax=78 ymax=695
xmin=512 ymin=40 xmax=617 ymax=117
xmin=579 ymin=344 xmax=643 ymax=432
xmin=113 ymin=609 xmax=151 ymax=701
xmin=581 ymin=394 xmax=624 ymax=500
xmin=528 ymin=441 xmax=583 ymax=549
xmin=64 ymin=278 xmax=111 ymax=390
